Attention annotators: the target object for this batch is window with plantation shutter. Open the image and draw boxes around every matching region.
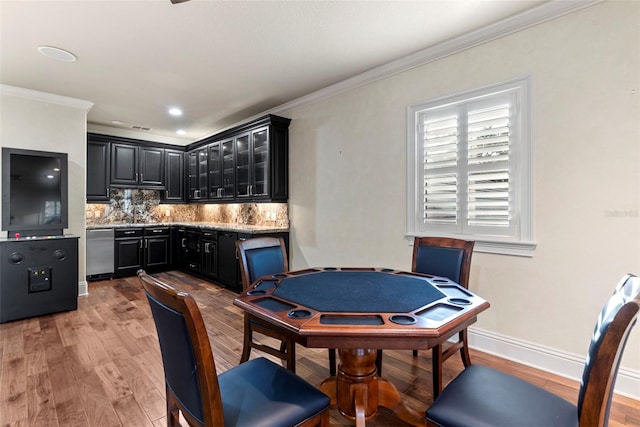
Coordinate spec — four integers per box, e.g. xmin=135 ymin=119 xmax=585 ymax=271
xmin=408 ymin=77 xmax=535 ymax=256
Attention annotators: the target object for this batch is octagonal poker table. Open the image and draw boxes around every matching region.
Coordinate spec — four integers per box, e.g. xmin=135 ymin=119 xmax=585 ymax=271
xmin=234 ymin=267 xmax=490 ymax=427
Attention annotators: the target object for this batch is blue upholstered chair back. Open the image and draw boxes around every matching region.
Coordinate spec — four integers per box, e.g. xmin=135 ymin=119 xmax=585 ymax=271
xmin=246 ymin=246 xmax=286 ymax=283
xmin=146 ymin=292 xmax=205 ymax=424
xmin=577 ymin=275 xmax=640 ymax=421
xmin=414 ymin=246 xmax=465 ymax=285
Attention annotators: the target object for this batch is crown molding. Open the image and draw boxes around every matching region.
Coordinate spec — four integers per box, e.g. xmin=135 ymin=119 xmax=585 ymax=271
xmin=87 ymin=123 xmax=192 ymax=146
xmin=0 ymin=84 xmax=93 ymax=111
xmin=270 ymin=0 xmax=604 ymax=115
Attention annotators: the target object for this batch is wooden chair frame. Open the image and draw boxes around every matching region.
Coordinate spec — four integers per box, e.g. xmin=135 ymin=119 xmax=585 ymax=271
xmin=139 ymin=271 xmax=330 ymax=427
xmin=236 ymin=237 xmax=297 ymax=371
xmin=413 ymin=236 xmax=475 ymax=397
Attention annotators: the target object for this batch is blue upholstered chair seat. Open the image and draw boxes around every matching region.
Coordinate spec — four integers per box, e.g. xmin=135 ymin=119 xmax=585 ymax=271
xmin=426 ymin=365 xmax=578 ymax=427
xmin=218 ymin=357 xmax=330 ymax=427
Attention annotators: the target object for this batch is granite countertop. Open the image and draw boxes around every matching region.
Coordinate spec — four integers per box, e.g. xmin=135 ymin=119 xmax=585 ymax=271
xmin=86 ymin=222 xmax=288 ymax=234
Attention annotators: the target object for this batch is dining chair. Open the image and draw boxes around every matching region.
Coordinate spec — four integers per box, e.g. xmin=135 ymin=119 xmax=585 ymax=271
xmin=138 ymin=270 xmax=331 ymax=427
xmin=376 ymin=236 xmax=475 ymax=397
xmin=237 ymin=237 xmax=339 ymax=375
xmin=426 ymin=274 xmax=640 ymax=427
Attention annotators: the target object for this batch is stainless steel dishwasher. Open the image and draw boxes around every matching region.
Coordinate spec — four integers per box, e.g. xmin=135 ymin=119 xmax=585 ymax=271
xmin=86 ymin=228 xmax=114 ymax=280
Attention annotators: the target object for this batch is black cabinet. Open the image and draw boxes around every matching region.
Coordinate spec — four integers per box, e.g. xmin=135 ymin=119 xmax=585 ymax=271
xmin=207 ymin=139 xmax=235 ymax=201
xmin=185 ymin=114 xmax=290 ymax=203
xmin=114 ymin=228 xmax=144 ymax=276
xmin=178 ymin=228 xmax=202 ymax=273
xmin=217 ymin=231 xmax=240 ymax=291
xmin=0 ymin=236 xmax=78 ymax=323
xmin=200 ymin=230 xmax=218 ymax=280
xmin=87 ymin=140 xmax=111 ymax=202
xmin=143 ymin=227 xmax=170 ymax=271
xmin=115 ymin=227 xmax=169 ymax=276
xmin=162 ymin=149 xmax=185 ymax=203
xmin=187 ymin=148 xmax=208 ymax=201
xmin=111 ymin=143 xmax=164 ymax=188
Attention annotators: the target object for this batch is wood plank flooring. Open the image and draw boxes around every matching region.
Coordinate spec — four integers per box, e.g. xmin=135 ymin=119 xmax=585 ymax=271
xmin=1 ymin=270 xmax=638 ymax=426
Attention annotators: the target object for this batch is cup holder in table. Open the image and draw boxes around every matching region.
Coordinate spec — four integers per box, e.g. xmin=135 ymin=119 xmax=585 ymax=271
xmin=247 ymin=290 xmax=267 ymax=296
xmin=448 ymin=298 xmax=471 ymax=305
xmin=272 ymin=273 xmax=288 ymax=278
xmin=323 ymin=267 xmax=337 ymax=271
xmin=389 ymin=314 xmax=417 ymax=325
xmin=287 ymin=309 xmax=313 ymax=319
xmin=432 ymin=278 xmax=450 ymax=283
xmin=381 ymin=268 xmax=395 ymax=272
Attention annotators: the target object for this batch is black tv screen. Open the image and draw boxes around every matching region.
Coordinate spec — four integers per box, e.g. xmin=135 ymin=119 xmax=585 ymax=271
xmin=2 ymin=148 xmax=68 ymax=234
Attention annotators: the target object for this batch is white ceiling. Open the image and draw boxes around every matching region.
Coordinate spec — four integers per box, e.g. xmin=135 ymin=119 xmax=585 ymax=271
xmin=2 ymin=0 xmax=563 ymax=145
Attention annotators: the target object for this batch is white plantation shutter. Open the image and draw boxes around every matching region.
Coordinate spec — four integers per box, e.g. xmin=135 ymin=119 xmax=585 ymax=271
xmin=409 ymin=77 xmax=534 ymax=255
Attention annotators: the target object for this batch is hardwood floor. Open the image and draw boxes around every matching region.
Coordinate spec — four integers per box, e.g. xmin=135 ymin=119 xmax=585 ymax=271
xmin=1 ymin=270 xmax=638 ymax=426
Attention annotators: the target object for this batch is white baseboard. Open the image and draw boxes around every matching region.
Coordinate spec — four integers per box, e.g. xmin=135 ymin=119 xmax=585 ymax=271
xmin=468 ymin=327 xmax=640 ymax=400
xmin=78 ymin=280 xmax=88 ymax=297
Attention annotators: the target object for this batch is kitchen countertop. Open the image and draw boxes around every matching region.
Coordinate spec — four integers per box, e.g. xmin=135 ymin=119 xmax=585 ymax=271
xmin=86 ymin=222 xmax=288 ymax=234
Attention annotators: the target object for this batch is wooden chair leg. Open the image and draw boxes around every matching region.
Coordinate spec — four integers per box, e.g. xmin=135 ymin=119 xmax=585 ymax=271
xmin=432 ymin=344 xmax=443 ymax=399
xmin=459 ymin=329 xmax=471 ymax=367
xmin=240 ymin=315 xmax=252 ymax=364
xmin=166 ymin=387 xmax=181 ymax=427
xmin=285 ymin=339 xmax=296 ymax=373
xmin=328 ymin=349 xmax=337 ymax=376
xmin=375 ymin=349 xmax=383 ymax=376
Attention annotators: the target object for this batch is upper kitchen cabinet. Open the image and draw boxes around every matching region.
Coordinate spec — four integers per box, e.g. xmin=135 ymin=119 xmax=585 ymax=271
xmin=161 ymin=149 xmax=185 ymax=203
xmin=111 ymin=143 xmax=164 ymax=188
xmin=186 ymin=114 xmax=290 ymax=203
xmin=187 ymin=147 xmax=208 ymax=201
xmin=87 ymin=137 xmax=111 ymax=202
xmin=208 ymin=138 xmax=236 ymax=201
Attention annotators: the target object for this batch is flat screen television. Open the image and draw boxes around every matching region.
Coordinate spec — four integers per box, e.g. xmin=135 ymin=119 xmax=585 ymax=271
xmin=2 ymin=148 xmax=68 ymax=237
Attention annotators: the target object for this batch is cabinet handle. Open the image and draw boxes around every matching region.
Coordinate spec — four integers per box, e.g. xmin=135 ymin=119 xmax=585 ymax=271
xmin=107 ymin=187 xmax=110 ymax=197
xmin=124 ymin=230 xmax=136 ymax=235
xmin=140 ymin=173 xmax=143 ymax=182
xmin=204 ymin=242 xmax=210 ymax=253
xmin=139 ymin=240 xmax=143 ymax=249
xmin=181 ymin=238 xmax=186 ymax=248
xmin=145 ymin=239 xmax=148 ymax=249
xmin=136 ymin=173 xmax=139 ymax=182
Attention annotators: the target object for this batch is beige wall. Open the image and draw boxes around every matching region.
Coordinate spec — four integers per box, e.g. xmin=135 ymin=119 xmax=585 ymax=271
xmin=285 ymin=0 xmax=640 ymax=380
xmin=0 ymin=87 xmax=91 ymax=284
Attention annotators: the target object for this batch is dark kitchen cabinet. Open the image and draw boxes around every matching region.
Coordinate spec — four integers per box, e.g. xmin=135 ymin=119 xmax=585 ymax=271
xmin=200 ymin=230 xmax=218 ymax=280
xmin=179 ymin=228 xmax=202 ymax=273
xmin=114 ymin=228 xmax=144 ymax=277
xmin=208 ymin=139 xmax=235 ymax=201
xmin=217 ymin=231 xmax=240 ymax=291
xmin=162 ymin=149 xmax=185 ymax=203
xmin=187 ymin=148 xmax=208 ymax=201
xmin=143 ymin=227 xmax=170 ymax=271
xmin=115 ymin=227 xmax=169 ymax=276
xmin=111 ymin=143 xmax=164 ymax=188
xmin=185 ymin=114 xmax=290 ymax=203
xmin=87 ymin=139 xmax=111 ymax=202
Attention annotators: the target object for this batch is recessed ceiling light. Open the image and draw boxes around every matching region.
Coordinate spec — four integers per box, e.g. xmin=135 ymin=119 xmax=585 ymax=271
xmin=37 ymin=46 xmax=77 ymax=62
xmin=111 ymin=120 xmax=125 ymax=125
xmin=176 ymin=129 xmax=187 ymax=136
xmin=168 ymin=107 xmax=183 ymax=116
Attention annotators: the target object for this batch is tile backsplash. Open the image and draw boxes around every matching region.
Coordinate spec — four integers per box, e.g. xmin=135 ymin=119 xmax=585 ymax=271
xmin=86 ymin=189 xmax=289 ymax=228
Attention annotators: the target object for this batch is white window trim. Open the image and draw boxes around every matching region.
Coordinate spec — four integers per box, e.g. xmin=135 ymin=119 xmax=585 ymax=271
xmin=407 ymin=76 xmax=536 ymax=257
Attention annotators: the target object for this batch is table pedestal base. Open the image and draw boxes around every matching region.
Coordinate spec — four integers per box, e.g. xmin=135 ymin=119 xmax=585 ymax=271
xmin=319 ymin=349 xmax=426 ymax=427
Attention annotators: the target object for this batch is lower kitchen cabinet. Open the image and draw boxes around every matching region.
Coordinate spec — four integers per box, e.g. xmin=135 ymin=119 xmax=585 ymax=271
xmin=114 ymin=227 xmax=170 ymax=277
xmin=109 ymin=225 xmax=287 ymax=293
xmin=217 ymin=231 xmax=239 ymax=291
xmin=143 ymin=227 xmax=170 ymax=271
xmin=200 ymin=230 xmax=218 ymax=280
xmin=114 ymin=228 xmax=144 ymax=276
